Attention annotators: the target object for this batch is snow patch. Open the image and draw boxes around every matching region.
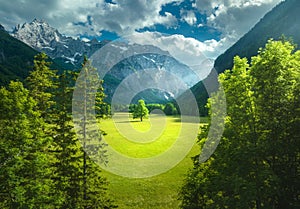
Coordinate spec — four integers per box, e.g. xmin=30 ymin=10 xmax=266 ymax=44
xmin=74 ymin=52 xmax=82 ymax=57
xmin=119 ymin=46 xmax=128 ymax=51
xmin=142 ymin=55 xmax=156 ymax=63
xmin=111 ymin=44 xmax=128 ymax=51
xmin=81 ymin=37 xmax=90 ymax=42
xmin=62 ymin=55 xmax=75 ymax=64
xmin=42 ymin=46 xmax=55 ymax=51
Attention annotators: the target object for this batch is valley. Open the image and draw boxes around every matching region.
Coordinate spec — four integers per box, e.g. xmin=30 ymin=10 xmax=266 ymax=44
xmin=0 ymin=0 xmax=299 ymax=208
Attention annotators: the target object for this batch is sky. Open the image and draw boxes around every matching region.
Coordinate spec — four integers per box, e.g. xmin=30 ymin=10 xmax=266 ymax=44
xmin=0 ymin=0 xmax=283 ymax=59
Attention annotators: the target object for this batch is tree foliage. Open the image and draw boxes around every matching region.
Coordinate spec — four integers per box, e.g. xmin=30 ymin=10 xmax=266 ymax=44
xmin=26 ymin=52 xmax=57 ymax=118
xmin=71 ymin=57 xmax=116 ymax=208
xmin=0 ymin=81 xmax=59 ymax=208
xmin=179 ymin=39 xmax=300 ymax=209
xmin=163 ymin=102 xmax=178 ymax=115
xmin=0 ymin=53 xmax=117 ymax=208
xmin=132 ymin=99 xmax=149 ymax=121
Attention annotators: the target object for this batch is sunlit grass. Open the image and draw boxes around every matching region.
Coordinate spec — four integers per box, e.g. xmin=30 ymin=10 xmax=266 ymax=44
xmin=99 ymin=113 xmax=204 ymax=209
xmin=100 ymin=113 xmax=183 ymax=158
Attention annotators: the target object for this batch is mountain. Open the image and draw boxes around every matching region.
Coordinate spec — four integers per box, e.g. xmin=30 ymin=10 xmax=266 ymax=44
xmin=12 ymin=19 xmax=107 ymax=69
xmin=11 ymin=19 xmax=201 ymax=104
xmin=181 ymin=0 xmax=300 ymax=115
xmin=0 ymin=26 xmax=38 ymax=85
xmin=214 ymin=0 xmax=300 ymax=73
xmin=99 ymin=42 xmax=200 ymax=103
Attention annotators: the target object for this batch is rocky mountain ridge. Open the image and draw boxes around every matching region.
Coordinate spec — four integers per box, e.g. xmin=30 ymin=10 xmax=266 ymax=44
xmin=12 ymin=19 xmax=106 ymax=68
xmin=9 ymin=19 xmax=201 ymax=103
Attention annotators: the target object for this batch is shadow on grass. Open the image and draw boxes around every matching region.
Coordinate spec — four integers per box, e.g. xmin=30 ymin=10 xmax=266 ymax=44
xmin=173 ymin=116 xmax=209 ymax=124
xmin=114 ymin=120 xmax=143 ymax=124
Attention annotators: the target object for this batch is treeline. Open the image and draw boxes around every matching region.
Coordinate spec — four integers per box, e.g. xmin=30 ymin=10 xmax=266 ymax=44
xmin=0 ymin=53 xmax=116 ymax=208
xmin=179 ymin=40 xmax=300 ymax=208
xmin=128 ymin=102 xmax=179 ymax=116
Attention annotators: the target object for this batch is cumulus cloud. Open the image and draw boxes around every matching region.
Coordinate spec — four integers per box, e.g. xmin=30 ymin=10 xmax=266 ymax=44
xmin=180 ymin=10 xmax=197 ymax=26
xmin=0 ymin=0 xmax=59 ymax=30
xmin=0 ymin=0 xmax=180 ymax=36
xmin=195 ymin=0 xmax=283 ymax=39
xmin=0 ymin=0 xmax=283 ymax=62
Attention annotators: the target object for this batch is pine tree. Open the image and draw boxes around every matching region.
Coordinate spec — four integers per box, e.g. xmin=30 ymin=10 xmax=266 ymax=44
xmin=95 ymin=80 xmax=111 ymax=119
xmin=52 ymin=71 xmax=84 ymax=208
xmin=72 ymin=57 xmax=117 ymax=208
xmin=26 ymin=52 xmax=57 ymax=119
xmin=0 ymin=81 xmax=59 ymax=208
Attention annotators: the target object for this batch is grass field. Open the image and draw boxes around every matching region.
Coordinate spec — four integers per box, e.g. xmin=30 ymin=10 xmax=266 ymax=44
xmin=99 ymin=113 xmax=205 ymax=209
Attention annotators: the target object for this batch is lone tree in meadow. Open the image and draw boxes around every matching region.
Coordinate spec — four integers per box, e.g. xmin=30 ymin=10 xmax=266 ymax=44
xmin=132 ymin=99 xmax=149 ymax=121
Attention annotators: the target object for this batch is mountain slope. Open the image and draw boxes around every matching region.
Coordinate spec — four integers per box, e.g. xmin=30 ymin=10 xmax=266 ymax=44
xmin=100 ymin=43 xmax=200 ymax=103
xmin=214 ymin=0 xmax=300 ymax=73
xmin=12 ymin=19 xmax=106 ymax=69
xmin=11 ymin=19 xmax=201 ymax=104
xmin=0 ymin=27 xmax=38 ymax=85
xmin=182 ymin=0 xmax=300 ymax=115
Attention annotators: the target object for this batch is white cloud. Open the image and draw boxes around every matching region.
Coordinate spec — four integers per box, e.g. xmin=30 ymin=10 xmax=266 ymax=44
xmin=195 ymin=0 xmax=283 ymax=39
xmin=180 ymin=10 xmax=197 ymax=26
xmin=128 ymin=31 xmax=233 ymax=79
xmin=0 ymin=0 xmax=181 ymax=37
xmin=0 ymin=0 xmax=284 ymax=65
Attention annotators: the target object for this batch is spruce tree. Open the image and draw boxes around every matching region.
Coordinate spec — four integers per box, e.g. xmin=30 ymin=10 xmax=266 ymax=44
xmin=52 ymin=71 xmax=84 ymax=208
xmin=26 ymin=52 xmax=57 ymax=119
xmin=72 ymin=57 xmax=117 ymax=208
xmin=0 ymin=82 xmax=59 ymax=208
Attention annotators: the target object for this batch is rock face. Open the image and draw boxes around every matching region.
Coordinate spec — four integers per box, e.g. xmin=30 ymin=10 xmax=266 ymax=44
xmin=12 ymin=19 xmax=105 ymax=68
xmin=11 ymin=19 xmax=201 ymax=103
xmin=0 ymin=24 xmax=5 ymax=31
xmin=99 ymin=43 xmax=199 ymax=103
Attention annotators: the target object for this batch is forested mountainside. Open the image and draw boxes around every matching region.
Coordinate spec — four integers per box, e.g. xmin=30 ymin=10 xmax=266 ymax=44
xmin=214 ymin=0 xmax=300 ymax=73
xmin=184 ymin=0 xmax=300 ymax=115
xmin=0 ymin=26 xmax=38 ymax=85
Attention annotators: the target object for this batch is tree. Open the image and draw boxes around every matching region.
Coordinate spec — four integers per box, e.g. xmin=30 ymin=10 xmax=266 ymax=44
xmin=26 ymin=52 xmax=57 ymax=119
xmin=145 ymin=103 xmax=164 ymax=113
xmin=250 ymin=39 xmax=300 ymax=207
xmin=52 ymin=71 xmax=84 ymax=208
xmin=0 ymin=81 xmax=59 ymax=208
xmin=132 ymin=99 xmax=149 ymax=121
xmin=72 ymin=57 xmax=117 ymax=208
xmin=179 ymin=39 xmax=300 ymax=209
xmin=95 ymin=80 xmax=111 ymax=119
xmin=163 ymin=102 xmax=178 ymax=115
xmin=0 ymin=54 xmax=116 ymax=208
xmin=129 ymin=104 xmax=137 ymax=113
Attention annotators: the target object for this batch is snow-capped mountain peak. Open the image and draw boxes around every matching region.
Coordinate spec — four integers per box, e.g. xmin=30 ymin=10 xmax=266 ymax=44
xmin=11 ymin=19 xmax=104 ymax=67
xmin=13 ymin=19 xmax=62 ymax=48
xmin=9 ymin=19 xmax=202 ymax=103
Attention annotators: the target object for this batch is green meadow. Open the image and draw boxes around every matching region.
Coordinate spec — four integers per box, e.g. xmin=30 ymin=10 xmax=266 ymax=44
xmin=99 ymin=113 xmax=206 ymax=209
